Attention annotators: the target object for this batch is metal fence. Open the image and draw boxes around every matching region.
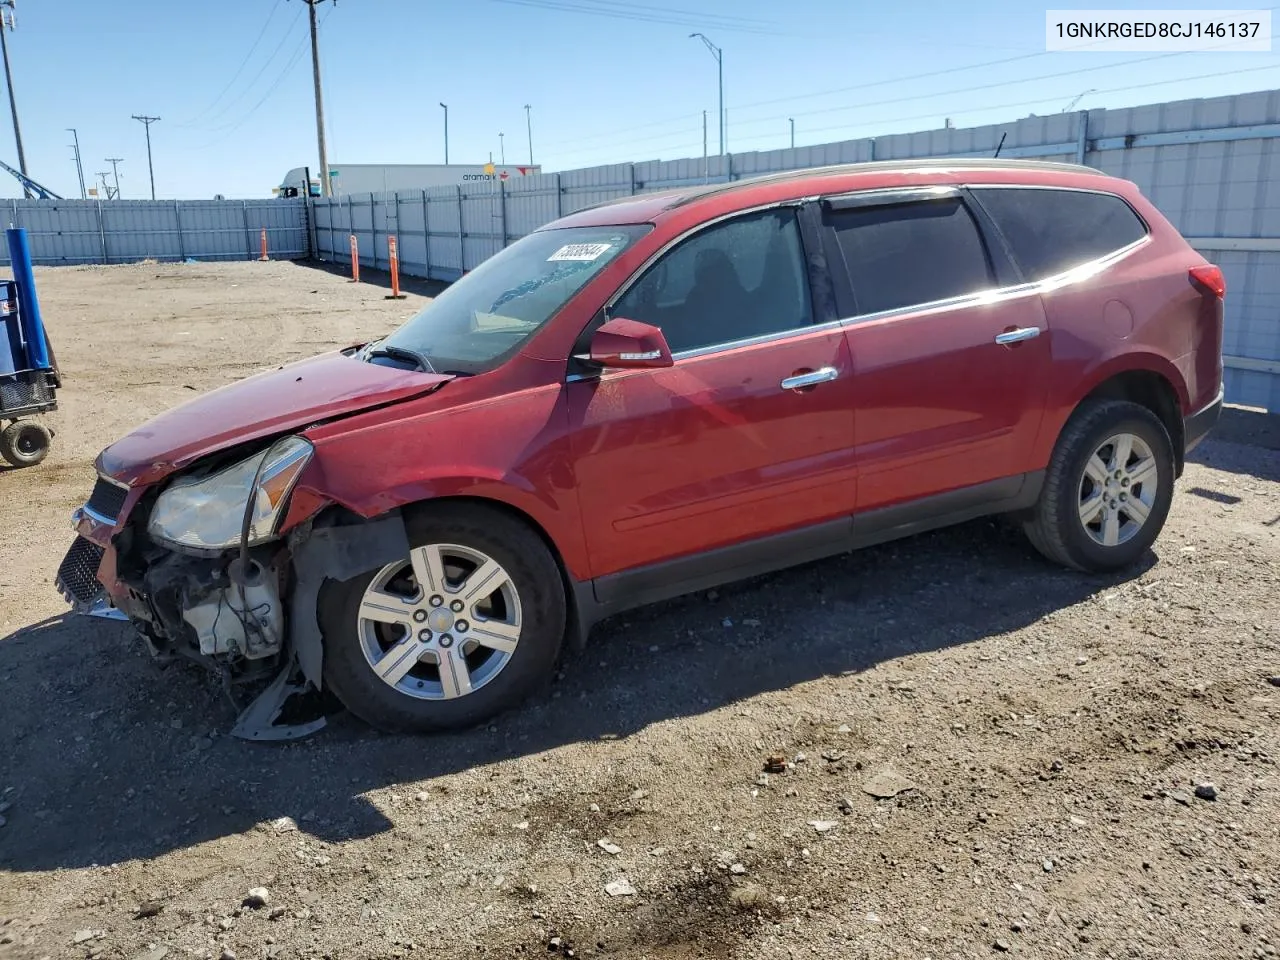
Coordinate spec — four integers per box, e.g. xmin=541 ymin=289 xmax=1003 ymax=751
xmin=312 ymin=88 xmax=1280 ymax=412
xmin=1 ymin=198 xmax=308 ymax=266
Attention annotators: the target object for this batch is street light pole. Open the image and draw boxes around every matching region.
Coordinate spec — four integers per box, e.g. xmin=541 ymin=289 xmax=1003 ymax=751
xmin=789 ymin=118 xmax=794 ymax=149
xmin=68 ymin=127 xmax=87 ymax=199
xmin=499 ymin=132 xmax=505 ymax=165
xmin=439 ymin=103 xmax=449 ymax=164
xmin=689 ymin=33 xmax=723 ymax=156
xmin=524 ymin=104 xmax=533 ymax=166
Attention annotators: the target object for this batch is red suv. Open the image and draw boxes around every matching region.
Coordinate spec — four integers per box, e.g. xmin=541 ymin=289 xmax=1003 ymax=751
xmin=57 ymin=159 xmax=1225 ymax=735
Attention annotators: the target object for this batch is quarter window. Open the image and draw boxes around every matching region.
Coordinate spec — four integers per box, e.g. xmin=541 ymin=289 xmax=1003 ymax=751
xmin=970 ymin=187 xmax=1148 ymax=281
xmin=610 ymin=208 xmax=814 ymax=354
xmin=825 ymin=198 xmax=994 ymax=316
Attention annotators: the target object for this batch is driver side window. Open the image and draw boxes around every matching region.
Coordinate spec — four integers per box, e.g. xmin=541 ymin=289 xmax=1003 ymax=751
xmin=611 ymin=208 xmax=814 ymax=354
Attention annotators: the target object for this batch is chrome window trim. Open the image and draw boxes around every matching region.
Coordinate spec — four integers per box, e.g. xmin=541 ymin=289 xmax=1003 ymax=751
xmin=821 ymin=184 xmax=961 ymax=209
xmin=835 ymin=232 xmax=1151 ymax=329
xmin=564 ymin=180 xmax=1153 ymax=382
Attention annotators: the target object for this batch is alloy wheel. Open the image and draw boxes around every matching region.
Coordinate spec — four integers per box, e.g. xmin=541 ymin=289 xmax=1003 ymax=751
xmin=356 ymin=543 xmax=522 ymax=701
xmin=1077 ymin=432 xmax=1159 ymax=548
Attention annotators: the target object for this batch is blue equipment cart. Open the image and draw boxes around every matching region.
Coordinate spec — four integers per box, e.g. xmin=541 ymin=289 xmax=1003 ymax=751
xmin=0 ymin=227 xmax=59 ymax=467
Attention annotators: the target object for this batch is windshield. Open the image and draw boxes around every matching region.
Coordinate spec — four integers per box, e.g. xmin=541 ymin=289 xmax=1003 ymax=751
xmin=373 ymin=224 xmax=650 ymax=374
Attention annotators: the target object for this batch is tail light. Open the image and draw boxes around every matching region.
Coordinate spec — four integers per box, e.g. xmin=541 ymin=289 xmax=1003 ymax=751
xmin=1189 ymin=264 xmax=1225 ymax=299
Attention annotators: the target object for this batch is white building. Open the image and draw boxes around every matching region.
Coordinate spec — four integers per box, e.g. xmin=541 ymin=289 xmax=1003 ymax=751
xmin=275 ymin=162 xmax=542 ymax=197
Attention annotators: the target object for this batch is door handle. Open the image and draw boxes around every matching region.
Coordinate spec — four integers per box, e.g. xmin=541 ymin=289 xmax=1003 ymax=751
xmin=995 ymin=326 xmax=1041 ymax=345
xmin=780 ymin=366 xmax=839 ymax=390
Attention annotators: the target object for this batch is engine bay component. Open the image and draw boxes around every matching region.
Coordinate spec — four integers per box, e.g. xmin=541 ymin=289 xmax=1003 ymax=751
xmin=180 ymin=557 xmax=283 ymax=659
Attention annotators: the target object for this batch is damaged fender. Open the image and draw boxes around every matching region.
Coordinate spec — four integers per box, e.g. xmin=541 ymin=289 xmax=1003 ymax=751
xmin=287 ymin=511 xmax=411 ymax=690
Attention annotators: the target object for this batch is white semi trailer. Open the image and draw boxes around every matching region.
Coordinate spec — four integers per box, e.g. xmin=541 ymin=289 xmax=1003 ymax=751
xmin=276 ymin=162 xmax=542 ymax=198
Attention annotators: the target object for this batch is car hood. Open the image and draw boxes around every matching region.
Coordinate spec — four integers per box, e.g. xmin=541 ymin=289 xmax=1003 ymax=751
xmin=98 ymin=350 xmax=453 ymax=487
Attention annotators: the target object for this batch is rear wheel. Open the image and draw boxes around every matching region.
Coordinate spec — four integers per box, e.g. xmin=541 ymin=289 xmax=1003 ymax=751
xmin=1023 ymin=399 xmax=1175 ymax=572
xmin=319 ymin=504 xmax=566 ymax=733
xmin=0 ymin=420 xmax=51 ymax=467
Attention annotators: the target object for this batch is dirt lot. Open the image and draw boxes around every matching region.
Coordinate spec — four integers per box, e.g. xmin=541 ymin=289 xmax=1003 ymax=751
xmin=1 ymin=260 xmax=1278 ymax=960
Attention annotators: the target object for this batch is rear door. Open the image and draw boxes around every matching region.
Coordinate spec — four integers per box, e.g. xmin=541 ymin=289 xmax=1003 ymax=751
xmin=820 ymin=188 xmax=1053 ymax=512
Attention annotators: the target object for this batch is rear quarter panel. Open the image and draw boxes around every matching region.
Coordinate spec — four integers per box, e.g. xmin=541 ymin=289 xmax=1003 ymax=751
xmin=1031 ymin=185 xmax=1217 ymax=466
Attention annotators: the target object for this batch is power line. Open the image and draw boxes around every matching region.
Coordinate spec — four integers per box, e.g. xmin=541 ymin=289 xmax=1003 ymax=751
xmin=192 ymin=3 xmax=332 ymax=150
xmin=543 ymin=17 xmax=1279 ymax=154
xmin=708 ymin=63 xmax=1280 ymax=154
xmin=179 ymin=3 xmax=306 ymax=129
xmin=529 ymin=0 xmax=775 ymax=28
xmin=483 ymin=0 xmax=784 ymax=36
xmin=175 ymin=0 xmax=286 ymax=126
xmin=546 ymin=35 xmax=1280 ymax=162
xmin=482 ymin=0 xmax=1023 ymax=48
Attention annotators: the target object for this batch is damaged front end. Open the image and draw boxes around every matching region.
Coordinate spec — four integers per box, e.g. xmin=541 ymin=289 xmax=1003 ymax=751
xmin=55 ymin=436 xmax=329 ymax=741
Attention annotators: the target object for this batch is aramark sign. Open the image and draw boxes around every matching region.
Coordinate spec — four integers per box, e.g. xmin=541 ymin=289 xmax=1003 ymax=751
xmin=462 ymin=164 xmax=539 ymax=182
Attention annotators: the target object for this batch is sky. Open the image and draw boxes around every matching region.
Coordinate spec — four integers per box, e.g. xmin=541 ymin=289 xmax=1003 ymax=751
xmin=1 ymin=0 xmax=1278 ymax=199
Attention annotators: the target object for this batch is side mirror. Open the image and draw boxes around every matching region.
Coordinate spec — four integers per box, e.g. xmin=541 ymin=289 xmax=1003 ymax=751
xmin=583 ymin=317 xmax=674 ymax=370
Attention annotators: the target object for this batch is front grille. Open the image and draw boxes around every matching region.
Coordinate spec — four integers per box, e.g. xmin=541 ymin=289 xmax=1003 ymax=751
xmin=56 ymin=537 xmax=106 ymax=607
xmin=86 ymin=477 xmax=129 ymax=523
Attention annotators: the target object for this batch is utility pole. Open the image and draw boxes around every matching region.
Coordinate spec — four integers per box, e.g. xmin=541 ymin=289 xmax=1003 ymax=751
xmin=300 ymin=0 xmax=333 ymax=196
xmin=499 ymin=132 xmax=505 ymax=165
xmin=132 ymin=115 xmax=160 ymax=200
xmin=440 ymin=103 xmax=449 ymax=164
xmin=105 ymin=158 xmax=123 ymax=200
xmin=68 ymin=128 xmax=87 ymax=199
xmin=789 ymin=118 xmax=794 ymax=150
xmin=524 ymin=104 xmax=533 ymax=166
xmin=0 ymin=1 xmax=30 ymax=197
xmin=95 ymin=171 xmax=111 ymax=199
xmin=689 ymin=33 xmax=724 ymax=156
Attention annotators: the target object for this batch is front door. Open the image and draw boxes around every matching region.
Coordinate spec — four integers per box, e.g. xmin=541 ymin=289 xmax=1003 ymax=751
xmin=566 ymin=206 xmax=858 ymax=581
xmin=820 ymin=190 xmax=1052 ymax=512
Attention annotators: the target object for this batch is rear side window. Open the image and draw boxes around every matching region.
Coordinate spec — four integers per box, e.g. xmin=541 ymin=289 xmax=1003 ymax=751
xmin=825 ymin=198 xmax=993 ymax=316
xmin=971 ymin=187 xmax=1148 ymax=282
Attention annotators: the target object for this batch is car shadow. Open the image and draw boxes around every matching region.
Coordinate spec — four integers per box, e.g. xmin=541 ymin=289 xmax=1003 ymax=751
xmin=1187 ymin=404 xmax=1280 ymax=481
xmin=0 ymin=514 xmax=1152 ymax=874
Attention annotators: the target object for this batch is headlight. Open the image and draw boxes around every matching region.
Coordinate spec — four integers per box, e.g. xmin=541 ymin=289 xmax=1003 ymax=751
xmin=147 ymin=437 xmax=313 ymax=550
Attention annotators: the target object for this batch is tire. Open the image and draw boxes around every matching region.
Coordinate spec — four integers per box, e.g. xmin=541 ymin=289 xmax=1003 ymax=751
xmin=319 ymin=503 xmax=566 ymax=733
xmin=1022 ymin=399 xmax=1176 ymax=573
xmin=0 ymin=420 xmax=51 ymax=467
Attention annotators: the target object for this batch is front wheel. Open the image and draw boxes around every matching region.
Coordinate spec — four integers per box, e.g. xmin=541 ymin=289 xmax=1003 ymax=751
xmin=319 ymin=504 xmax=567 ymax=733
xmin=1023 ymin=399 xmax=1176 ymax=573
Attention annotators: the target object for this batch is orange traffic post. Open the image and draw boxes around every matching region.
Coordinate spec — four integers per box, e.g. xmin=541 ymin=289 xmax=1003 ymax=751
xmin=259 ymin=228 xmax=269 ymax=262
xmin=385 ymin=235 xmax=406 ymax=300
xmin=349 ymin=234 xmax=360 ymax=283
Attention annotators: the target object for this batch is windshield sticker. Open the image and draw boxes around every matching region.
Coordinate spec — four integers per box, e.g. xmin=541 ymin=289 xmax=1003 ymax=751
xmin=547 ymin=242 xmax=614 ymax=262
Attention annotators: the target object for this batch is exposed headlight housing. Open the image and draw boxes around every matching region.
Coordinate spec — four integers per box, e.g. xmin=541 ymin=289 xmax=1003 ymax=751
xmin=147 ymin=437 xmax=314 ymax=551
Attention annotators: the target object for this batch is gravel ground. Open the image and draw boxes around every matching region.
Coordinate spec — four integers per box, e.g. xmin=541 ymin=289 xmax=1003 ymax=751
xmin=0 ymin=261 xmax=1278 ymax=960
